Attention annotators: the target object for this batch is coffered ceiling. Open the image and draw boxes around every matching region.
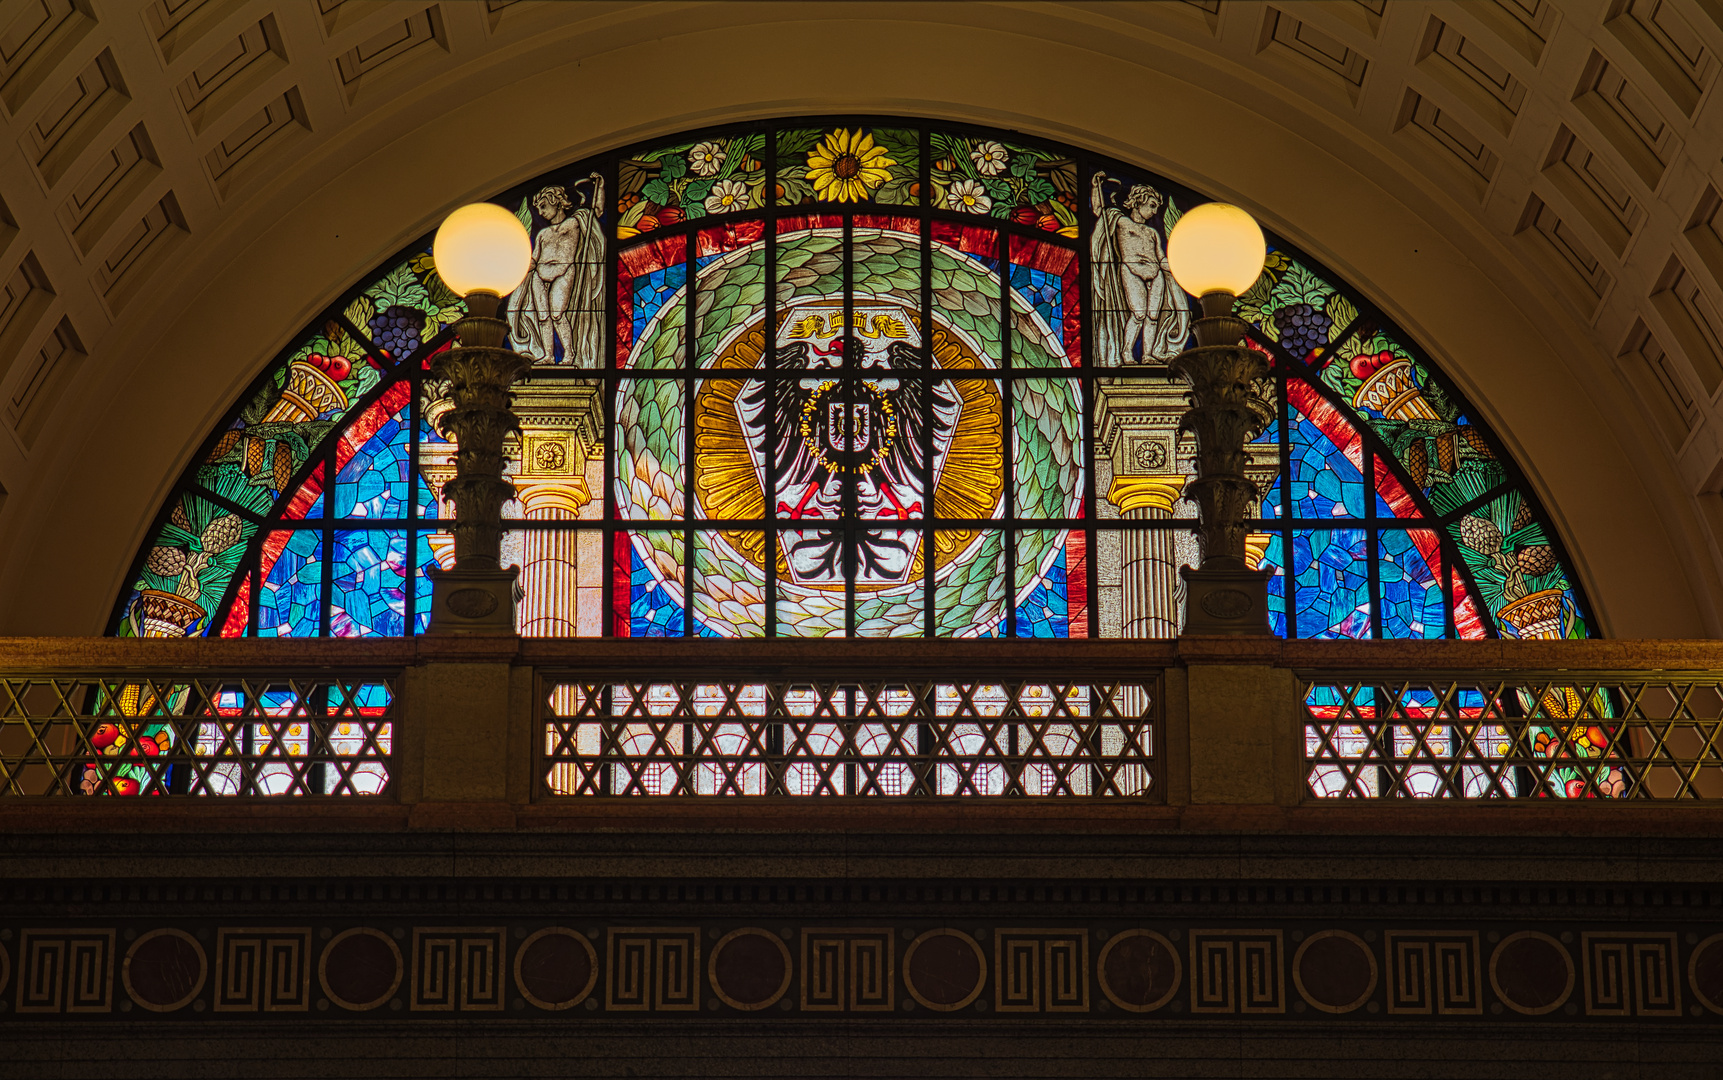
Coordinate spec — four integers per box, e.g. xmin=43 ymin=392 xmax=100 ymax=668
xmin=0 ymin=0 xmax=1720 ymax=634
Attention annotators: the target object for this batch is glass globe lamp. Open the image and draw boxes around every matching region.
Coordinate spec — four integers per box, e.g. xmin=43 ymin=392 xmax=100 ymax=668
xmin=1167 ymin=202 xmax=1266 ymax=300
xmin=432 ymin=202 xmax=532 ymax=298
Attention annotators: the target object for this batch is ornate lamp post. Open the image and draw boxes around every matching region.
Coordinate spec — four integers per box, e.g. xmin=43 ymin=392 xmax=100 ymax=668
xmin=1165 ymin=203 xmax=1274 ymax=635
xmin=424 ymin=203 xmax=533 ymax=634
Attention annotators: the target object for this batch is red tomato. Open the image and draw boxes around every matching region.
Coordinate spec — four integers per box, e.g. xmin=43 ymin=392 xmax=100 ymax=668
xmin=327 ymin=356 xmax=351 ymax=381
xmin=658 ymin=207 xmax=684 ymax=225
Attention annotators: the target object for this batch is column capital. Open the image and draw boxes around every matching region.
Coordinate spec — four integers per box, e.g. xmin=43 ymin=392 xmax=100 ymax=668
xmin=1107 ymin=474 xmax=1187 ymax=515
xmin=516 ymin=478 xmax=592 ymax=519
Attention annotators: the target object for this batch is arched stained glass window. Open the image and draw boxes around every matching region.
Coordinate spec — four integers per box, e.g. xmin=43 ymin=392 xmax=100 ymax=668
xmin=111 ymin=118 xmax=1593 ymax=645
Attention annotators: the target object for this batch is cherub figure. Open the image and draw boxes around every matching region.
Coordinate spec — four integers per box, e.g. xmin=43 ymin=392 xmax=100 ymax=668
xmin=509 ymin=175 xmax=606 ymax=366
xmin=1090 ymin=172 xmax=1190 ymax=365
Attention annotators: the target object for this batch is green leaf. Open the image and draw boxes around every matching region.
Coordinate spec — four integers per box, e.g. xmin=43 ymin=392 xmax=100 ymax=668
xmin=1049 ymin=199 xmax=1077 ymax=229
xmin=776 ymin=128 xmax=823 ymax=157
xmin=1025 ymin=178 xmax=1056 ymax=205
xmin=658 ymin=153 xmax=687 ymax=181
xmin=514 ymin=196 xmax=532 ymax=232
xmin=640 ymin=178 xmax=671 ymax=206
xmin=983 ymin=177 xmax=1013 ymax=203
xmin=682 ymin=178 xmax=715 ymax=205
xmin=777 ymin=173 xmax=813 ymax=205
xmin=368 ymin=262 xmax=432 ymax=313
xmin=618 ymin=159 xmax=653 ymax=198
xmin=1009 ymin=153 xmax=1038 ymax=180
xmin=1162 ymin=196 xmax=1183 ymax=234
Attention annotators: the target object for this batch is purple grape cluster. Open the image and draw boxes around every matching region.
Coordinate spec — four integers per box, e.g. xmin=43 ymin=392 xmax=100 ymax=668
xmin=367 ymin=305 xmax=422 ymax=360
xmin=1272 ymin=302 xmax=1332 ymax=360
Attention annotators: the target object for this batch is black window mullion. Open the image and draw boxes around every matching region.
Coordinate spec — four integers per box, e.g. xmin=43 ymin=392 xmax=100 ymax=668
xmin=1367 ymin=449 xmax=1382 ymax=640
xmin=920 ymin=126 xmax=935 ymax=639
xmin=683 ymin=227 xmax=697 ymax=638
xmin=1077 ymin=161 xmax=1098 ymax=639
xmin=603 ymin=153 xmax=621 ymax=638
xmin=1279 ymin=368 xmax=1295 ymax=639
xmin=843 ymin=213 xmax=856 ymax=637
xmin=321 ymin=438 xmax=334 ymax=638
xmin=765 ymin=129 xmax=780 ymax=638
xmin=407 ymin=362 xmax=422 ymax=635
xmin=999 ymin=228 xmax=1015 ymax=638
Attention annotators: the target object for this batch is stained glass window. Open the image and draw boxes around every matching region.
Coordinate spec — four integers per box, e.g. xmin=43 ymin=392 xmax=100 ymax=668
xmin=112 ymin=119 xmax=1593 ymax=646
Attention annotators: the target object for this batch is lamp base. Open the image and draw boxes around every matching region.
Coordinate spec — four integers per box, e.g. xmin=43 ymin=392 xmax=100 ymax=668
xmin=426 ymin=565 xmax=519 ymax=635
xmin=1179 ymin=565 xmax=1274 ymax=636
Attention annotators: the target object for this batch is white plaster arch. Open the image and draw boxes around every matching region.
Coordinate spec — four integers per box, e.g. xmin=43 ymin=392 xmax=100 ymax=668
xmin=0 ymin=2 xmax=1711 ymax=635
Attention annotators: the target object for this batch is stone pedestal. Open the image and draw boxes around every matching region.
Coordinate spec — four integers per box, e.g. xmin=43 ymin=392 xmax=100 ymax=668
xmin=1179 ymin=564 xmax=1274 ymax=636
xmin=426 ymin=565 xmax=519 ymax=634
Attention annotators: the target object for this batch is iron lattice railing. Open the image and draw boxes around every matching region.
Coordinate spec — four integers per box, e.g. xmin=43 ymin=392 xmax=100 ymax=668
xmin=1302 ymin=671 xmax=1723 ymax=799
xmin=540 ymin=677 xmax=1160 ymax=797
xmin=0 ymin=673 xmax=394 ymax=797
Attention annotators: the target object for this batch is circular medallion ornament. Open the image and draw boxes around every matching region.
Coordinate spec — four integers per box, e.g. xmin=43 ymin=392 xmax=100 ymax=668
xmin=532 ymin=441 xmax=568 ymax=471
xmin=319 ymin=928 xmax=403 ymax=1011
xmin=1690 ymin=933 xmax=1723 ymax=1016
xmin=122 ymin=929 xmax=206 ymax=1013
xmin=619 ymin=225 xmax=1083 ymax=637
xmin=903 ymin=929 xmax=986 ymax=1011
xmin=708 ymin=928 xmax=792 ymax=1010
xmin=1291 ymin=931 xmax=1377 ymax=1014
xmin=514 ymin=927 xmax=598 ymax=1011
xmin=1488 ymin=931 xmax=1573 ymax=1015
xmin=1097 ymin=930 xmax=1181 ymax=1013
xmin=445 ymin=588 xmax=499 ymax=619
xmin=1134 ymin=440 xmax=1167 ymax=470
xmin=1199 ymin=588 xmax=1253 ymax=620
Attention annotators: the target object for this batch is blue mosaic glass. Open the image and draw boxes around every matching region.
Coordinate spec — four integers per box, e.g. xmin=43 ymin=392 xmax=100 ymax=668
xmin=411 ymin=532 xmax=440 ymax=635
xmin=1289 ymin=409 xmax=1364 ymax=519
xmin=1378 ymin=529 xmax=1443 ymax=639
xmin=335 ymin=410 xmax=411 ymax=519
xmin=630 ymin=543 xmax=688 ymax=637
xmin=258 ymin=531 xmax=322 ymax=637
xmin=1293 ymin=528 xmax=1370 ymax=639
xmin=632 ymin=263 xmax=687 ymax=342
xmin=1011 ymin=264 xmax=1062 ymax=332
xmin=331 ymin=530 xmax=408 ymax=637
xmin=1014 ymin=543 xmax=1069 ymax=639
xmin=1257 ymin=533 xmax=1288 ymax=638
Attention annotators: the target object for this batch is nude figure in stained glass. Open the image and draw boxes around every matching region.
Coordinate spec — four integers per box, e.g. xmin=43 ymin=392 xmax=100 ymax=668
xmin=1090 ymin=172 xmax=1190 ymax=366
xmin=509 ymin=176 xmax=606 ymax=366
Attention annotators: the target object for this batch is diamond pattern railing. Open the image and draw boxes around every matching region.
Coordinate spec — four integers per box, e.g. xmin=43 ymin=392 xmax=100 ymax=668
xmin=540 ymin=677 xmax=1159 ymax=797
xmin=0 ymin=673 xmax=394 ymax=797
xmin=1301 ymin=671 xmax=1723 ymax=800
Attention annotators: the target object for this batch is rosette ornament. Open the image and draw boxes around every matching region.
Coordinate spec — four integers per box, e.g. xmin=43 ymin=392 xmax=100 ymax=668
xmin=425 ymin=203 xmax=533 ymax=633
xmin=1165 ymin=203 xmax=1274 ymax=635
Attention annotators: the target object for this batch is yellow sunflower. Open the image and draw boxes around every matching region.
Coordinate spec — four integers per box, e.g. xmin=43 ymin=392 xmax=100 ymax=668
xmin=806 ymin=128 xmax=895 ymax=203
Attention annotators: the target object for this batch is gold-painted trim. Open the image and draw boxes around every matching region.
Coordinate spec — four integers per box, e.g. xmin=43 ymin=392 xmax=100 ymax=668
xmin=514 ymin=927 xmax=598 ymax=1011
xmin=902 ymin=928 xmax=986 ymax=1012
xmin=1096 ymin=929 xmax=1181 ymax=1014
xmin=122 ymin=928 xmax=207 ymax=1013
xmin=319 ymin=927 xmax=403 ymax=1013
xmin=707 ymin=927 xmax=793 ymax=1011
xmin=1106 ymin=474 xmax=1185 ymax=515
xmin=1291 ymin=930 xmax=1376 ymax=1015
